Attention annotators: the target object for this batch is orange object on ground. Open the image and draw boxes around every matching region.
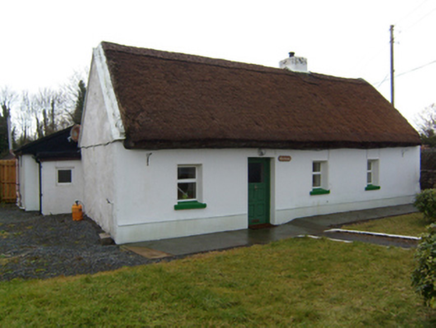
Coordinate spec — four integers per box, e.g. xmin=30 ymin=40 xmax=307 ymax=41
xmin=72 ymin=202 xmax=83 ymax=221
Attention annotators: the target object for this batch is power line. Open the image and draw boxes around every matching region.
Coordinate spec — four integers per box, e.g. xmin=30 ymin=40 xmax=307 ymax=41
xmin=353 ymin=2 xmax=436 ymax=76
xmin=375 ymin=74 xmax=389 ymax=88
xmin=352 ymin=42 xmax=389 ymax=74
xmin=405 ymin=6 xmax=436 ymax=30
xmin=394 ymin=0 xmax=430 ymax=25
xmin=396 ymin=59 xmax=436 ymax=78
xmin=395 ymin=1 xmax=436 ymax=40
xmin=372 ymin=59 xmax=436 ymax=86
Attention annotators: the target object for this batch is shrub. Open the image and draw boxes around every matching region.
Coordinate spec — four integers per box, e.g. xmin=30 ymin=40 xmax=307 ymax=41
xmin=412 ymin=223 xmax=436 ymax=307
xmin=414 ymin=189 xmax=436 ymax=222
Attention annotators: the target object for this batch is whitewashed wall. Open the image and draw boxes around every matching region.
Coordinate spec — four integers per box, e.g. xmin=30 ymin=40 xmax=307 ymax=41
xmin=81 ymin=144 xmax=116 ymax=234
xmin=93 ymin=145 xmax=420 ymax=244
xmin=112 ymin=145 xmax=249 ymax=243
xmin=274 ymin=147 xmax=420 ymax=223
xmin=80 ymin=58 xmax=118 ymax=234
xmin=18 ymin=154 xmax=39 ymax=211
xmin=40 ymin=160 xmax=84 ymax=215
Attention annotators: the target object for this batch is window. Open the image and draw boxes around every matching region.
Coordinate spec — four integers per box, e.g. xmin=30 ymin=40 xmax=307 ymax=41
xmin=57 ymin=169 xmax=72 ymax=184
xmin=177 ymin=166 xmax=197 ymax=201
xmin=175 ymin=165 xmax=207 ymax=210
xmin=366 ymin=160 xmax=380 ymax=190
xmin=248 ymin=162 xmax=263 ymax=183
xmin=310 ymin=161 xmax=330 ymax=195
xmin=312 ymin=162 xmax=322 ymax=188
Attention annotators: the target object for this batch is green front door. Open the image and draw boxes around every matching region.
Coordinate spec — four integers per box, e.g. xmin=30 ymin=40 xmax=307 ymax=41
xmin=248 ymin=158 xmax=270 ymax=226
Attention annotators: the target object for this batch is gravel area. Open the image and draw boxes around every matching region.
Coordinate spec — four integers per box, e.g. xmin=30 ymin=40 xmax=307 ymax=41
xmin=0 ymin=204 xmax=154 ymax=281
xmin=1 ymin=204 xmax=420 ymax=282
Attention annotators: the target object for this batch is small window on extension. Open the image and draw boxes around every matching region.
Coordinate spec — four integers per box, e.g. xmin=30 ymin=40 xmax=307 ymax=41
xmin=58 ymin=169 xmax=72 ymax=184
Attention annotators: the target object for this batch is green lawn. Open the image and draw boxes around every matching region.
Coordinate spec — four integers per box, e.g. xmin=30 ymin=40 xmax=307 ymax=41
xmin=1 ymin=237 xmax=435 ymax=327
xmin=341 ymin=212 xmax=430 ymax=237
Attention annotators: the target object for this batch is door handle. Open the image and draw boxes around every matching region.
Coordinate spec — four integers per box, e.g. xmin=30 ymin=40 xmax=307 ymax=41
xmin=254 ymin=185 xmax=258 ymax=190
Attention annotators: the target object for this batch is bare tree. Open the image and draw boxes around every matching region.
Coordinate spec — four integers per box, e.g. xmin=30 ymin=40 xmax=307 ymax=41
xmin=416 ymin=103 xmax=436 ymax=147
xmin=15 ymin=91 xmax=34 ymax=146
xmin=33 ymin=88 xmax=66 ymax=137
xmin=62 ymin=69 xmax=88 ymax=124
xmin=2 ymin=68 xmax=88 ymax=147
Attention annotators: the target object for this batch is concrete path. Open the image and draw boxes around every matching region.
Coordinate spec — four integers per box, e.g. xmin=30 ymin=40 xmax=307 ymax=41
xmin=124 ymin=204 xmax=417 ymax=259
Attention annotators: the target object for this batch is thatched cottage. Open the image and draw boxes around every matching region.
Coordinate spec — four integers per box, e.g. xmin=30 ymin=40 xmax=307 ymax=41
xmin=78 ymin=42 xmax=420 ymax=244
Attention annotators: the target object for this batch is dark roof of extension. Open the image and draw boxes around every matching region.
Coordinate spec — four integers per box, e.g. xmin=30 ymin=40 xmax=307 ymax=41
xmin=14 ymin=126 xmax=81 ymax=160
xmin=102 ymin=41 xmax=421 ymax=150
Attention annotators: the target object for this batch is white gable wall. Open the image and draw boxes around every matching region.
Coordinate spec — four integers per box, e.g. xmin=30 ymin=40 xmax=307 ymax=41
xmin=106 ymin=145 xmax=419 ymax=244
xmin=80 ymin=56 xmax=119 ymax=234
xmin=40 ymin=160 xmax=84 ymax=215
xmin=18 ymin=154 xmax=40 ymax=211
xmin=80 ymin=59 xmax=117 ymax=147
xmin=81 ymin=144 xmax=116 ymax=234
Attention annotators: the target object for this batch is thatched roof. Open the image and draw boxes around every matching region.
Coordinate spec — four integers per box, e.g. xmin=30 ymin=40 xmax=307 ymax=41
xmin=101 ymin=41 xmax=421 ymax=150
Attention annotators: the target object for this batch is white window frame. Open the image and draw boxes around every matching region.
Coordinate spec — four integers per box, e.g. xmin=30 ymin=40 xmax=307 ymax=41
xmin=312 ymin=161 xmax=328 ymax=190
xmin=367 ymin=160 xmax=379 ymax=186
xmin=177 ymin=165 xmax=201 ymax=202
xmin=57 ymin=168 xmax=73 ymax=185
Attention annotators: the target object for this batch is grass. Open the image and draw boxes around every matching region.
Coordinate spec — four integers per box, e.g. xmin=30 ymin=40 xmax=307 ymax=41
xmin=0 ymin=237 xmax=435 ymax=327
xmin=0 ymin=230 xmax=9 ymax=238
xmin=341 ymin=212 xmax=430 ymax=237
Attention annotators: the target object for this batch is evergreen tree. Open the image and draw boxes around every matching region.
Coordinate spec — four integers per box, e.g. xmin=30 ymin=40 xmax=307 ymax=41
xmin=0 ymin=88 xmax=15 ymax=157
xmin=73 ymin=80 xmax=86 ymax=124
xmin=0 ymin=109 xmax=8 ymax=157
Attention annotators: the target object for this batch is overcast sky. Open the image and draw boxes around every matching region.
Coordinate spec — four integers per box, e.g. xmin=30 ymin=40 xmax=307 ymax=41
xmin=1 ymin=0 xmax=435 ymax=125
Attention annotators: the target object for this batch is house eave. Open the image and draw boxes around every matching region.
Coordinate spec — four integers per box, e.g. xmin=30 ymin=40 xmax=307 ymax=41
xmin=123 ymin=138 xmax=421 ymax=151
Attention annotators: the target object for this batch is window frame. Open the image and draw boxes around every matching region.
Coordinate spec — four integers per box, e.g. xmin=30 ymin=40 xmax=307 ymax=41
xmin=310 ymin=161 xmax=330 ymax=195
xmin=177 ymin=165 xmax=198 ymax=202
xmin=56 ymin=168 xmax=73 ymax=185
xmin=175 ymin=165 xmax=207 ymax=210
xmin=365 ymin=159 xmax=380 ymax=191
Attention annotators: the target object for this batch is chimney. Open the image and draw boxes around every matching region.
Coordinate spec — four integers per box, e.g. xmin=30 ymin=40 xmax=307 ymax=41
xmin=279 ymin=52 xmax=308 ymax=73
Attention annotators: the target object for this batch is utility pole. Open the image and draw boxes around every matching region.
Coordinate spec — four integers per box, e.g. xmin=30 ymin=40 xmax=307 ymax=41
xmin=390 ymin=25 xmax=395 ymax=107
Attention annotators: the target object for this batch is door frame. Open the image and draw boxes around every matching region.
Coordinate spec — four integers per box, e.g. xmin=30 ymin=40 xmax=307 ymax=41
xmin=248 ymin=157 xmax=271 ymax=226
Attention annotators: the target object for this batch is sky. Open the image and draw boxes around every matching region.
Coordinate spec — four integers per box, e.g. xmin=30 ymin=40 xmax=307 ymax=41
xmin=1 ymin=0 xmax=435 ymax=127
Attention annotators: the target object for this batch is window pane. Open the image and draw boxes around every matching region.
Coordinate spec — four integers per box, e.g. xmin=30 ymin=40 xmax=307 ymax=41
xmin=58 ymin=170 xmax=72 ymax=183
xmin=178 ymin=182 xmax=196 ymax=200
xmin=312 ymin=174 xmax=321 ymax=187
xmin=367 ymin=161 xmax=372 ymax=171
xmin=248 ymin=163 xmax=263 ymax=183
xmin=313 ymin=162 xmax=321 ymax=172
xmin=178 ymin=167 xmax=196 ymax=180
xmin=367 ymin=172 xmax=372 ymax=184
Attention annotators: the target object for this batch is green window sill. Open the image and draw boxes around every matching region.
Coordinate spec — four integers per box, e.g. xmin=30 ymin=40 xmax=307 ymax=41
xmin=174 ymin=201 xmax=207 ymax=210
xmin=310 ymin=188 xmax=330 ymax=196
xmin=365 ymin=185 xmax=381 ymax=191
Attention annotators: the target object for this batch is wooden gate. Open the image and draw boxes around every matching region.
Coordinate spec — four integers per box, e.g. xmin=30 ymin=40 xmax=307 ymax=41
xmin=0 ymin=160 xmax=16 ymax=203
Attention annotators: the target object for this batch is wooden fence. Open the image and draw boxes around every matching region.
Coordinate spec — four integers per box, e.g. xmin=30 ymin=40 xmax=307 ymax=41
xmin=0 ymin=160 xmax=16 ymax=203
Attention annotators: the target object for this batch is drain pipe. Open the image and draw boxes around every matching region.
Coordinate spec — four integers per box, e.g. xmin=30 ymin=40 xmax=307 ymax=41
xmin=15 ymin=154 xmax=22 ymax=208
xmin=34 ymin=156 xmax=43 ymax=214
